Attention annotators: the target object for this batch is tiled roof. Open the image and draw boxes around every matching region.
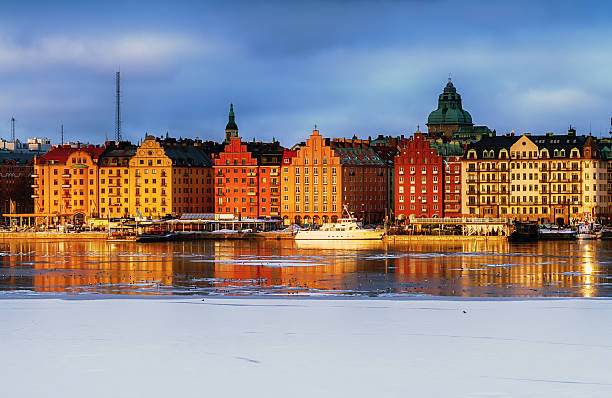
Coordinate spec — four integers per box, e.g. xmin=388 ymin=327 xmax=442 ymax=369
xmin=370 ymin=146 xmax=398 ymax=164
xmin=333 ymin=147 xmax=385 ymax=166
xmin=36 ymin=145 xmax=105 ymax=164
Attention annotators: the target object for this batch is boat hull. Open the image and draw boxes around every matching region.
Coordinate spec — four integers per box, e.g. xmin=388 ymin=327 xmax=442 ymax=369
xmin=538 ymin=230 xmax=577 ymax=240
xmin=576 ymin=232 xmax=601 ymax=240
xmin=136 ymin=233 xmax=177 ymax=243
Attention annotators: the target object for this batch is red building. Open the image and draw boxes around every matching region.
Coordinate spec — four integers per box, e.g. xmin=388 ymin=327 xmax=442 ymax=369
xmin=395 ymin=132 xmax=444 ymax=220
xmin=213 ymin=137 xmax=259 ymax=218
xmin=212 ymin=136 xmax=285 ymax=219
xmin=0 ymin=152 xmax=36 ymax=222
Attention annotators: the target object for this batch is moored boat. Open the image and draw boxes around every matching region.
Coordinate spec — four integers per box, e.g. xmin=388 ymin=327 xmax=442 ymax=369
xmin=508 ymin=222 xmax=539 ymax=242
xmin=294 ymin=206 xmax=384 ymax=240
xmin=538 ymin=225 xmax=577 ymax=240
xmin=576 ymin=223 xmax=601 ymax=240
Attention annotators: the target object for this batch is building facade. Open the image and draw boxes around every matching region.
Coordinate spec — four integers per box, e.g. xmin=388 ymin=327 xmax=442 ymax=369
xmin=33 ymin=144 xmax=105 ymax=224
xmin=98 ymin=142 xmax=136 ymax=219
xmin=462 ymin=131 xmax=606 ymax=223
xmin=128 ymin=136 xmax=214 ymax=219
xmin=282 ymin=129 xmax=386 ymax=226
xmin=214 ymin=137 xmax=260 ymax=218
xmin=0 ymin=151 xmax=36 ymax=220
xmin=394 ymin=132 xmax=444 ymax=219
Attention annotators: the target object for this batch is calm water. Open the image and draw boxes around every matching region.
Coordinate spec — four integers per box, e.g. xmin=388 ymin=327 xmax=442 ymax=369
xmin=1 ymin=239 xmax=611 ymax=297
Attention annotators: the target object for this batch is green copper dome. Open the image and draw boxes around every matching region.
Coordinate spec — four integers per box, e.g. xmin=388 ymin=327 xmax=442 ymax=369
xmin=427 ymin=80 xmax=473 ymax=126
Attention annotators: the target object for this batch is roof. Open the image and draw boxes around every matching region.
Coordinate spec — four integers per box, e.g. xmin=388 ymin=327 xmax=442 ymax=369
xmin=0 ymin=150 xmax=35 ymax=164
xmin=99 ymin=142 xmax=137 ymax=166
xmin=333 ymin=147 xmax=385 ymax=166
xmin=429 ymin=141 xmax=464 ymax=157
xmin=427 ymin=80 xmax=473 ymax=126
xmin=464 ymin=135 xmax=520 ymax=159
xmin=370 ymin=146 xmax=398 ymax=165
xmin=162 ymin=143 xmax=213 ymax=167
xmin=246 ymin=141 xmax=285 ymax=165
xmin=464 ymin=133 xmax=594 ymax=160
xmin=36 ymin=144 xmax=105 ymax=165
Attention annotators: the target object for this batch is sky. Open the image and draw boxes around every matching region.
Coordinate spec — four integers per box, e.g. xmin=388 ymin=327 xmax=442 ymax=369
xmin=1 ymin=0 xmax=611 ymax=147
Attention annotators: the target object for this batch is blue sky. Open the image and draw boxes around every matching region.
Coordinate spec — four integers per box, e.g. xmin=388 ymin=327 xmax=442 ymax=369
xmin=1 ymin=0 xmax=611 ymax=146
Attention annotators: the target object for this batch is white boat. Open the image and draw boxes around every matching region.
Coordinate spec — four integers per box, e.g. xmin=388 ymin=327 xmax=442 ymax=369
xmin=576 ymin=224 xmax=602 ymax=240
xmin=294 ymin=207 xmax=384 ymax=241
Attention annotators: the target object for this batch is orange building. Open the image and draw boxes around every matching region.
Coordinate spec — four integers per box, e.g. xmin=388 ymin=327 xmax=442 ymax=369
xmin=281 ymin=129 xmax=387 ymax=226
xmin=33 ymin=144 xmax=105 ymax=225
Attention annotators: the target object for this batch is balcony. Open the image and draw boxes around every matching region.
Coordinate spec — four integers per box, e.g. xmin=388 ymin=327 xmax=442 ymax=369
xmin=62 ymin=174 xmax=70 ymax=178
xmin=31 ymin=194 xmax=39 ymax=198
xmin=31 ymin=184 xmax=39 ymax=188
xmin=247 ymin=192 xmax=256 ymax=196
xmin=31 ymin=174 xmax=39 ymax=178
xmin=61 ymin=184 xmax=71 ymax=188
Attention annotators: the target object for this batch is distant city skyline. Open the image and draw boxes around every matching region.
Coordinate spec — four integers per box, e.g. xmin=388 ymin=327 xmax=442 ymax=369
xmin=1 ymin=0 xmax=612 ymax=146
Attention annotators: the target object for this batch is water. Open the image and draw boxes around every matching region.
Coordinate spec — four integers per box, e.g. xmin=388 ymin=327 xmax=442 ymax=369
xmin=1 ymin=239 xmax=611 ymax=297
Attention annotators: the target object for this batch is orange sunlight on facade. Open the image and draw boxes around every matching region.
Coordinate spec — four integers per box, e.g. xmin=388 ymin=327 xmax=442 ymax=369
xmin=281 ymin=129 xmax=387 ymax=226
xmin=214 ymin=137 xmax=259 ymax=218
xmin=33 ymin=144 xmax=105 ymax=224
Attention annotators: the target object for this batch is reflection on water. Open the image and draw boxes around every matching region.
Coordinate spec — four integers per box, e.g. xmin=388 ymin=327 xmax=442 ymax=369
xmin=1 ymin=239 xmax=611 ymax=297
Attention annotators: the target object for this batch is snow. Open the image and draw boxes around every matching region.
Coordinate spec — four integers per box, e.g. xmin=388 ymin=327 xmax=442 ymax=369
xmin=1 ymin=297 xmax=612 ymax=397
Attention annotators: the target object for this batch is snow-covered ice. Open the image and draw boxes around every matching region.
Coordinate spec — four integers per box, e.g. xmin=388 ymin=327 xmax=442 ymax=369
xmin=1 ymin=297 xmax=611 ymax=397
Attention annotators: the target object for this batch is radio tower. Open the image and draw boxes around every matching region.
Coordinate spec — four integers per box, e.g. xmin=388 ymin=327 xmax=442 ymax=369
xmin=10 ymin=117 xmax=15 ymax=141
xmin=115 ymin=71 xmax=121 ymax=142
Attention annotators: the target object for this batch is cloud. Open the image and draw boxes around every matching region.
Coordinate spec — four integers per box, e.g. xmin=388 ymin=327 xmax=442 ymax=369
xmin=0 ymin=32 xmax=214 ymax=72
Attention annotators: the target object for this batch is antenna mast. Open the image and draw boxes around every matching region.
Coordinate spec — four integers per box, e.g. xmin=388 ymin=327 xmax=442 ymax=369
xmin=61 ymin=124 xmax=64 ymax=145
xmin=115 ymin=71 xmax=121 ymax=141
xmin=10 ymin=117 xmax=15 ymax=141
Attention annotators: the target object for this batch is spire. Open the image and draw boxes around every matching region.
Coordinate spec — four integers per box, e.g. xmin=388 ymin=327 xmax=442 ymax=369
xmin=225 ymin=103 xmax=239 ymax=143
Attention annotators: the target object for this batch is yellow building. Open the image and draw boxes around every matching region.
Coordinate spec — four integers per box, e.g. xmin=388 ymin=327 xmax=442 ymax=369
xmin=129 ymin=136 xmax=214 ymax=219
xmin=98 ymin=142 xmax=136 ymax=219
xmin=462 ymin=131 xmax=606 ymax=223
